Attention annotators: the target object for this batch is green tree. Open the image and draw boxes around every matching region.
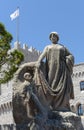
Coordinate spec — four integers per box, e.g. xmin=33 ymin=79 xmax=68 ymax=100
xmin=0 ymin=23 xmax=24 ymax=83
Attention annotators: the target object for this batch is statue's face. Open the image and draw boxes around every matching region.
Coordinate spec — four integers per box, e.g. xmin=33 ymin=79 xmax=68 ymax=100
xmin=24 ymin=73 xmax=32 ymax=82
xmin=50 ymin=34 xmax=58 ymax=43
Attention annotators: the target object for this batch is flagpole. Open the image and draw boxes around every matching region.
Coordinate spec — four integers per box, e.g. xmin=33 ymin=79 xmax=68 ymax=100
xmin=16 ymin=7 xmax=19 ymax=43
xmin=10 ymin=7 xmax=20 ymax=43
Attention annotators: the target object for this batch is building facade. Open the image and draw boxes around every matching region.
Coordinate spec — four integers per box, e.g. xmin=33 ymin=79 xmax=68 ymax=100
xmin=71 ymin=63 xmax=84 ymax=116
xmin=0 ymin=42 xmax=84 ymax=124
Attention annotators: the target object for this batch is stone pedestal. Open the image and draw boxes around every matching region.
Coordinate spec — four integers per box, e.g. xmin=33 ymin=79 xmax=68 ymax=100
xmin=47 ymin=111 xmax=83 ymax=130
xmin=12 ymin=111 xmax=83 ymax=130
xmin=28 ymin=111 xmax=83 ymax=130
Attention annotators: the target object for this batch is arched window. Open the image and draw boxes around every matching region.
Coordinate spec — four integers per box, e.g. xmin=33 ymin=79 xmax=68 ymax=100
xmin=78 ymin=104 xmax=84 ymax=115
xmin=77 ymin=104 xmax=83 ymax=115
xmin=82 ymin=72 xmax=84 ymax=76
xmin=80 ymin=81 xmax=84 ymax=91
xmin=75 ymin=73 xmax=78 ymax=77
xmin=79 ymin=72 xmax=81 ymax=77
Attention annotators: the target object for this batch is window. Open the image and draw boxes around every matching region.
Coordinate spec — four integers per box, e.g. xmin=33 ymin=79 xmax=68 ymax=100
xmin=78 ymin=104 xmax=83 ymax=115
xmin=80 ymin=81 xmax=84 ymax=91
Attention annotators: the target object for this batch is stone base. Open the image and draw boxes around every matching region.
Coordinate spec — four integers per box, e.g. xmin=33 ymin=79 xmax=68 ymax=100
xmin=29 ymin=111 xmax=84 ymax=130
xmin=0 ymin=112 xmax=84 ymax=130
xmin=47 ymin=111 xmax=83 ymax=130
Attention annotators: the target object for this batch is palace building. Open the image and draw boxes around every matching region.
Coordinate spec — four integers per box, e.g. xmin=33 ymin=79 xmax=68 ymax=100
xmin=71 ymin=63 xmax=84 ymax=116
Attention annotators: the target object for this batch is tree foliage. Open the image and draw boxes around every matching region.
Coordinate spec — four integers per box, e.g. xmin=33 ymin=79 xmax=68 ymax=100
xmin=0 ymin=23 xmax=24 ymax=83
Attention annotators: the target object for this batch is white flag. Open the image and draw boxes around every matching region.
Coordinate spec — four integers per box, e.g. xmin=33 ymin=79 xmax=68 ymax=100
xmin=10 ymin=9 xmax=19 ymax=20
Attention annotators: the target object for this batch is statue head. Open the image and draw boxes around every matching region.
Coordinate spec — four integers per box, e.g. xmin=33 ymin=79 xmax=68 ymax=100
xmin=49 ymin=32 xmax=59 ymax=42
xmin=24 ymin=72 xmax=32 ymax=82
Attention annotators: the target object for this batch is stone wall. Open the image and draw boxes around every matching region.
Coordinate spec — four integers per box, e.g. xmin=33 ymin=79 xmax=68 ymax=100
xmin=70 ymin=63 xmax=84 ymax=114
xmin=13 ymin=41 xmax=41 ymax=63
xmin=0 ymin=80 xmax=13 ymax=124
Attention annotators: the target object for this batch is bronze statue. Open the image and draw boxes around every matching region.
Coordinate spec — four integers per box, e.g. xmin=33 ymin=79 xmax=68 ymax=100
xmin=36 ymin=32 xmax=74 ymax=111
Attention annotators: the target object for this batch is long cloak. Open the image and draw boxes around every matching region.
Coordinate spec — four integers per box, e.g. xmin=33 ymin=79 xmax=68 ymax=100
xmin=37 ymin=44 xmax=74 ymax=111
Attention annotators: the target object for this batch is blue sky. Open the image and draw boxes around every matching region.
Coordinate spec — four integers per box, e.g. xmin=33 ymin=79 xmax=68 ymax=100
xmin=0 ymin=0 xmax=84 ymax=64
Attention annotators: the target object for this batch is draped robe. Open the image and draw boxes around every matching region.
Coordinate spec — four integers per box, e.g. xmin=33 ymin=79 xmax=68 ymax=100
xmin=37 ymin=43 xmax=74 ymax=111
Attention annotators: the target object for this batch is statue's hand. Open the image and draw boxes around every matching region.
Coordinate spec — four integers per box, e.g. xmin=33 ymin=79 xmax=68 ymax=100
xmin=35 ymin=62 xmax=41 ymax=69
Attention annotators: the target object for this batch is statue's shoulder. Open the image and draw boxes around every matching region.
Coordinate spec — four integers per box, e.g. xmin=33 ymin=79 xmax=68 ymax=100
xmin=44 ymin=44 xmax=52 ymax=51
